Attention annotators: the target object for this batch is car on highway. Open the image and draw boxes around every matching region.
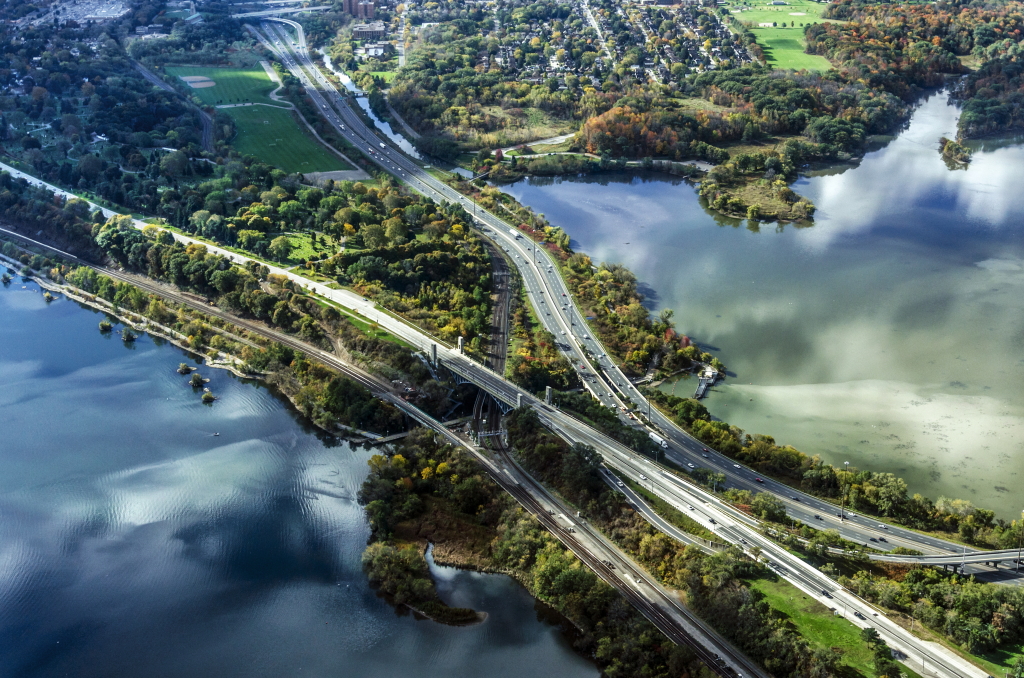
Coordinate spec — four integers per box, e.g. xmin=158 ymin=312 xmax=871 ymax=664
xmin=687 ymin=463 xmax=695 ymax=469
xmin=639 ymin=474 xmax=647 ymax=480
xmin=687 ymin=505 xmax=694 ymax=510
xmin=617 ymin=481 xmax=624 ymax=487
xmin=814 ymin=514 xmax=821 ymax=520
xmin=755 ymin=477 xmax=763 ymax=483
xmin=733 ymin=464 xmax=740 ymax=469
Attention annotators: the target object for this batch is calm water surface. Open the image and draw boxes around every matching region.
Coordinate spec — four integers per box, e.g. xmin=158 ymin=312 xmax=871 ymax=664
xmin=0 ymin=281 xmax=597 ymax=678
xmin=504 ymin=93 xmax=1024 ymax=518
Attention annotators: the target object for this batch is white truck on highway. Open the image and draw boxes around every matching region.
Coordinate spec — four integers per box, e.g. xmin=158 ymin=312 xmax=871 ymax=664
xmin=648 ymin=432 xmax=668 ymax=448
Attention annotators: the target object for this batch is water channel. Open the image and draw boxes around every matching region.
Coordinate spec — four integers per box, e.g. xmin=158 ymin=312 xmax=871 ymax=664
xmin=0 ymin=282 xmax=598 ymax=678
xmin=504 ymin=92 xmax=1024 ymax=519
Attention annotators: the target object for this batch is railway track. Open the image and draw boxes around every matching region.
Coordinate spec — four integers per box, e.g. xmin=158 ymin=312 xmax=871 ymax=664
xmin=3 ymin=226 xmax=765 ymax=678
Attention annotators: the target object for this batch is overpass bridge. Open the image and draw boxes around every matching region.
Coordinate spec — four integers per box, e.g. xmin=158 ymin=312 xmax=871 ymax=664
xmin=232 ymin=5 xmax=330 ymax=18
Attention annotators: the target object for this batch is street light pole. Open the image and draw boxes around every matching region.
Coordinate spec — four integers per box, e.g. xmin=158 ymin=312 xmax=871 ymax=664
xmin=841 ymin=461 xmax=850 ymax=522
xmin=1017 ymin=509 xmax=1023 ymax=574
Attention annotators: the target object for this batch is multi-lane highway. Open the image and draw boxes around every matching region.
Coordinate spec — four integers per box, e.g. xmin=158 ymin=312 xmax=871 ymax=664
xmin=253 ymin=17 xmax=1007 ymax=570
xmin=235 ymin=23 xmax=1000 ymax=675
xmin=3 ymin=22 xmax=1004 ymax=675
xmin=1 ymin=226 xmax=766 ymax=678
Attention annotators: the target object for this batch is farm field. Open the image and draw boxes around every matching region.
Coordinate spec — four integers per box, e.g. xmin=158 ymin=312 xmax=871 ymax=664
xmin=165 ymin=66 xmax=281 ymax=106
xmin=225 ymin=106 xmax=349 ymax=173
xmin=728 ymin=0 xmax=833 ymax=70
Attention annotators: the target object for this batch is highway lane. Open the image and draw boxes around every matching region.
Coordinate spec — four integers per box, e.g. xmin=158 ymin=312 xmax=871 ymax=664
xmin=600 ymin=468 xmax=719 ymax=553
xmin=232 ymin=29 xmax=1010 ymax=659
xmin=0 ymin=147 xmax=995 ymax=675
xmin=0 ymin=228 xmax=766 ymax=678
xmin=3 ymin=25 xmax=1004 ymax=674
xmin=254 ymin=18 xmax=997 ymax=568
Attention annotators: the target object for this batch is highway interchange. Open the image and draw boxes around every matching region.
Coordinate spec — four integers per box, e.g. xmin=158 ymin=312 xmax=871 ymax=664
xmin=253 ymin=17 xmax=1012 ymax=565
xmin=2 ymin=18 xmax=1014 ymax=676
xmin=239 ymin=20 xmax=1010 ymax=676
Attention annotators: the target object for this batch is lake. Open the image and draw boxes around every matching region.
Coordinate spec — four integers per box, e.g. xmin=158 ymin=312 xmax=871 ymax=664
xmin=0 ymin=280 xmax=598 ymax=678
xmin=504 ymin=92 xmax=1024 ymax=519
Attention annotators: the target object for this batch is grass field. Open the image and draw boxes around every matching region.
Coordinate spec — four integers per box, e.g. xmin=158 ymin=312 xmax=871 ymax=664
xmin=727 ymin=0 xmax=833 ymax=70
xmin=752 ymin=28 xmax=833 ymax=70
xmin=165 ymin=65 xmax=351 ymax=173
xmin=225 ymin=106 xmax=347 ymax=173
xmin=165 ymin=66 xmax=281 ymax=106
xmin=748 ymin=576 xmax=876 ymax=675
xmin=747 ymin=577 xmax=930 ymax=678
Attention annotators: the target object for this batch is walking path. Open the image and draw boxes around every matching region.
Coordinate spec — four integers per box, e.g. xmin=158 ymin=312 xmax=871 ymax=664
xmin=384 ymin=99 xmax=421 ymax=139
xmin=501 ymin=132 xmax=575 ymax=153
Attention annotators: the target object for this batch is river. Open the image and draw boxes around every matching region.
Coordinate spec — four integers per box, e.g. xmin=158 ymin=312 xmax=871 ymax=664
xmin=0 ymin=281 xmax=598 ymax=677
xmin=503 ymin=92 xmax=1024 ymax=519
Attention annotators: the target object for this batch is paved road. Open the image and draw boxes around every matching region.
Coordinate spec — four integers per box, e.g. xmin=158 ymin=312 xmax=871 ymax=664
xmin=231 ymin=5 xmax=330 ymax=18
xmin=1 ymin=224 xmax=766 ymax=678
xmin=259 ymin=17 xmax=996 ymax=569
xmin=3 ymin=24 xmax=1005 ymax=674
xmin=600 ymin=468 xmax=720 ymax=553
xmin=237 ymin=25 xmax=1006 ymax=673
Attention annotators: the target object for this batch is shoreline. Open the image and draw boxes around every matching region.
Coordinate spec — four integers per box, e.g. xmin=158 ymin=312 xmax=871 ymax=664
xmin=0 ymin=250 xmax=377 ymax=444
xmin=0 ymin=257 xmax=253 ymax=382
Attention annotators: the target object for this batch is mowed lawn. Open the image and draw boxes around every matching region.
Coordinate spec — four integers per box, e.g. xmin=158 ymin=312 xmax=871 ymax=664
xmin=753 ymin=28 xmax=832 ymax=70
xmin=225 ymin=106 xmax=348 ymax=173
xmin=165 ymin=66 xmax=280 ymax=106
xmin=166 ymin=65 xmax=350 ymax=173
xmin=728 ymin=0 xmax=833 ymax=70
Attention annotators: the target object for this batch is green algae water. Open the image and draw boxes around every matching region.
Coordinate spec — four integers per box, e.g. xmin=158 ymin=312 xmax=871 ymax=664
xmin=504 ymin=93 xmax=1024 ymax=519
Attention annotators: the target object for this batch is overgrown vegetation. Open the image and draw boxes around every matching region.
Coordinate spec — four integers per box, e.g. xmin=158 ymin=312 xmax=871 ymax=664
xmin=646 ymin=387 xmax=1021 ymax=548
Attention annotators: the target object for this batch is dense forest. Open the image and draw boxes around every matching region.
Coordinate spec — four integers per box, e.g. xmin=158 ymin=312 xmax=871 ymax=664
xmin=0 ymin=16 xmax=216 ymax=191
xmin=816 ymin=0 xmax=1024 ymax=138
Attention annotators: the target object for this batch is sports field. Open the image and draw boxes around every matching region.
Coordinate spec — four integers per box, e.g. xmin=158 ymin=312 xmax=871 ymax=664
xmin=752 ymin=28 xmax=832 ymax=70
xmin=166 ymin=66 xmax=281 ymax=106
xmin=225 ymin=106 xmax=348 ymax=173
xmin=727 ymin=0 xmax=833 ymax=70
xmin=165 ymin=65 xmax=350 ymax=173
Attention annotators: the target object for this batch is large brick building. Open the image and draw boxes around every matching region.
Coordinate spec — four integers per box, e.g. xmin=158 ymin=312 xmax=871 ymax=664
xmin=343 ymin=0 xmax=375 ymax=19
